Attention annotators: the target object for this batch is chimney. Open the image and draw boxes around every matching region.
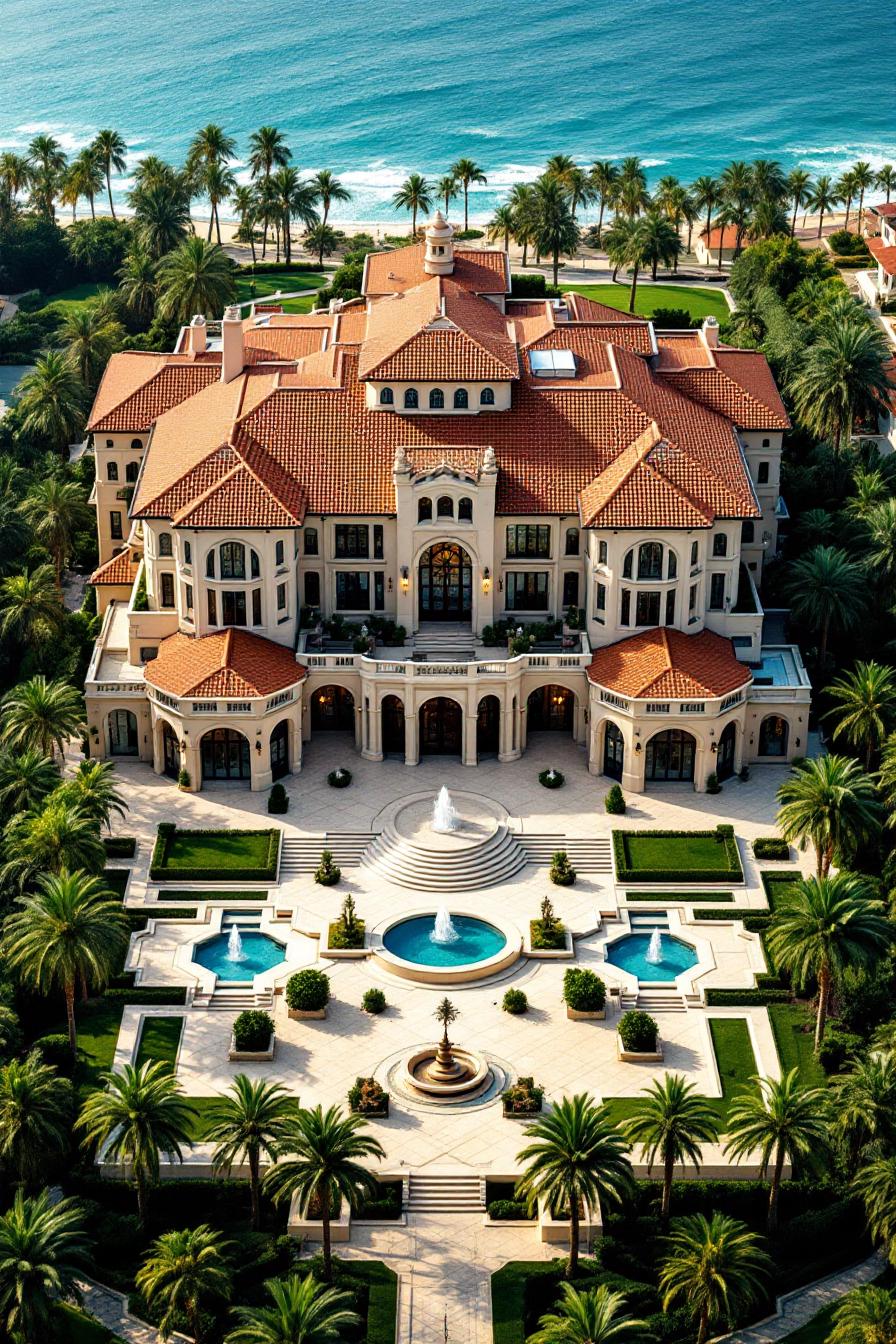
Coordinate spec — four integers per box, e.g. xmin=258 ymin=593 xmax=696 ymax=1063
xmin=187 ymin=314 xmax=207 ymax=356
xmin=702 ymin=315 xmax=720 ymax=349
xmin=220 ymin=306 xmax=245 ymax=383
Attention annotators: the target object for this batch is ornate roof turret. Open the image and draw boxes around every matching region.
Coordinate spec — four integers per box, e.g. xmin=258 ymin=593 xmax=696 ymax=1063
xmin=424 ymin=209 xmax=455 ymax=275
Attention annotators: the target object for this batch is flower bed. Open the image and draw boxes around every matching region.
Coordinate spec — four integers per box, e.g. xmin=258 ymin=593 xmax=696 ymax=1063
xmin=149 ymin=825 xmax=280 ymax=882
xmin=502 ymin=1076 xmax=544 ymax=1116
xmin=612 ymin=826 xmax=743 ymax=883
xmin=348 ymin=1076 xmax=389 ymax=1118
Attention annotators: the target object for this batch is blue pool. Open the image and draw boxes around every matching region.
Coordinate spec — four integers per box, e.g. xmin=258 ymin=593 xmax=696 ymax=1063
xmin=193 ymin=930 xmax=286 ymax=981
xmin=383 ymin=915 xmax=506 ymax=967
xmin=606 ymin=931 xmax=698 ymax=983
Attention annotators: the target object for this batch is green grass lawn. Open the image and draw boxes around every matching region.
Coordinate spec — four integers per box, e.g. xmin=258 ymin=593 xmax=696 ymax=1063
xmin=234 ymin=271 xmax=326 ymax=306
xmin=762 ymin=871 xmax=805 ymax=911
xmin=625 ymin=891 xmax=734 ymax=902
xmin=39 ymin=281 xmax=106 ymax=314
xmin=66 ymin=998 xmax=128 ymax=1100
xmin=160 ymin=888 xmax=269 ymax=901
xmin=135 ymin=1016 xmax=183 ymax=1072
xmin=153 ymin=827 xmax=278 ymax=877
xmin=768 ymin=1003 xmax=827 ymax=1089
xmin=561 ymin=282 xmax=729 ymax=322
xmin=617 ymin=831 xmax=741 ymax=879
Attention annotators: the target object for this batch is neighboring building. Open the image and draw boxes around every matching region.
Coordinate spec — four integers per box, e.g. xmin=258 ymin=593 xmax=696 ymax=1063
xmin=863 ymin=202 xmax=896 ymax=304
xmin=695 ymin=226 xmax=740 ymax=266
xmin=85 ymin=214 xmax=809 ymax=793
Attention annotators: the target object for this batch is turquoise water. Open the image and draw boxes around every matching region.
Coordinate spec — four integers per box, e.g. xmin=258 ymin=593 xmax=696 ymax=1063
xmin=606 ymin=931 xmax=697 ymax=983
xmin=1 ymin=0 xmax=889 ymax=225
xmin=0 ymin=366 xmax=34 ymax=405
xmin=193 ymin=930 xmax=285 ymax=981
xmin=384 ymin=915 xmax=506 ymax=967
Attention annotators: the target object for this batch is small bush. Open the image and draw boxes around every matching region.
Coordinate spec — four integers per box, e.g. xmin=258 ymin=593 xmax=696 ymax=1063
xmin=232 ymin=1010 xmax=274 ymax=1052
xmin=706 ymin=771 xmax=721 ymax=795
xmin=563 ymin=968 xmax=606 ymax=1012
xmin=818 ymin=1027 xmax=863 ymax=1074
xmin=549 ymin=850 xmax=576 ymax=886
xmin=285 ymin=969 xmax=330 ymax=1012
xmin=715 ymin=823 xmax=734 ymax=839
xmin=502 ymin=988 xmax=528 ymax=1015
xmin=328 ymin=768 xmax=352 ymax=788
xmin=454 ymin=228 xmax=485 ymax=240
xmin=605 ymin=784 xmax=626 ymax=814
xmin=348 ymin=1076 xmax=389 ymax=1115
xmin=511 ymin=272 xmax=547 ymax=297
xmin=619 ymin=1010 xmax=659 ymax=1052
xmin=329 ymin=893 xmax=364 ymax=947
xmin=33 ymin=1033 xmax=76 ymax=1076
xmin=753 ymin=836 xmax=790 ymax=860
xmin=649 ymin=306 xmax=695 ymax=329
xmin=487 ymin=1198 xmax=531 ymax=1220
xmin=539 ymin=768 xmax=564 ymax=789
xmin=267 ymin=782 xmax=288 ymax=814
xmin=704 ymin=987 xmax=792 ymax=1005
xmin=362 ymin=988 xmax=386 ymax=1015
xmin=315 ymin=849 xmax=341 ymax=886
xmin=502 ymin=1075 xmax=544 ymax=1115
xmin=177 ymin=768 xmax=190 ymax=789
xmin=104 ymin=836 xmax=136 ymax=858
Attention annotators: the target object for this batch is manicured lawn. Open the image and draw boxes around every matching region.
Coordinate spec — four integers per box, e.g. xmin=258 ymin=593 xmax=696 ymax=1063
xmin=150 ymin=827 xmax=280 ymax=880
xmin=135 ymin=1016 xmax=183 ymax=1072
xmin=626 ymin=890 xmax=733 ymax=902
xmin=66 ymin=998 xmax=128 ymax=1099
xmin=234 ymin=271 xmax=326 ymax=306
xmin=40 ymin=281 xmax=106 ymax=314
xmin=160 ymin=888 xmax=269 ymax=902
xmin=339 ymin=1259 xmax=399 ymax=1344
xmin=768 ymin=1003 xmax=827 ymax=1088
xmin=762 ymin=871 xmax=805 ymax=911
xmin=614 ymin=830 xmax=743 ymax=882
xmin=622 ymin=834 xmax=732 ymax=871
xmin=562 ymin=282 xmax=729 ymax=322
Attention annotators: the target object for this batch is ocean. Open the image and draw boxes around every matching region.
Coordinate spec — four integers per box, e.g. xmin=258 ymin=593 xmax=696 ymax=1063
xmin=2 ymin=0 xmax=891 ymax=225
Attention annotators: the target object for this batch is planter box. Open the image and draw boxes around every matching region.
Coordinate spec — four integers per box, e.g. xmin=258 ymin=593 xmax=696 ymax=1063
xmin=616 ymin=1032 xmax=663 ymax=1062
xmin=324 ymin=945 xmax=368 ymax=960
xmin=287 ymin=1190 xmax=350 ymax=1243
xmin=351 ymin=1105 xmax=389 ymax=1120
xmin=526 ymin=926 xmax=574 ymax=959
xmin=288 ymin=1006 xmax=328 ymax=1020
xmin=228 ymin=1032 xmax=275 ymax=1062
xmin=503 ymin=1105 xmax=542 ymax=1119
xmin=538 ymin=1196 xmax=601 ymax=1244
xmin=566 ymin=1005 xmax=606 ymax=1020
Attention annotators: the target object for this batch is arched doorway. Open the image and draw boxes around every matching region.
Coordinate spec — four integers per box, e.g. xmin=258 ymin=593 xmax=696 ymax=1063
xmin=311 ymin=686 xmax=355 ymax=731
xmin=109 ymin=709 xmax=138 ymax=756
xmin=382 ymin=695 xmax=405 ymax=756
xmin=419 ymin=697 xmax=462 ymax=756
xmin=201 ymin=728 xmax=250 ymax=781
xmin=162 ymin=723 xmax=179 ymax=779
xmin=527 ymin=685 xmax=574 ymax=732
xmin=759 ymin=716 xmax=789 ymax=757
xmin=477 ymin=696 xmax=500 ymax=758
xmin=418 ymin=543 xmax=472 ymax=621
xmin=603 ymin=721 xmax=624 ymax=780
xmin=645 ymin=729 xmax=696 ymax=783
xmin=717 ymin=722 xmax=736 ymax=781
xmin=270 ymin=720 xmax=289 ymax=780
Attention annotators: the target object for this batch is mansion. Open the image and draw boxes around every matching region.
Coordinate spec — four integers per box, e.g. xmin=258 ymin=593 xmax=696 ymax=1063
xmin=84 ymin=214 xmax=810 ymax=794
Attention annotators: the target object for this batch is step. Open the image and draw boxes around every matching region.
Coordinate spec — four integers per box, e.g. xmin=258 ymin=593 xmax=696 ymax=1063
xmin=362 ymin=824 xmax=528 ymax=890
xmin=406 ymin=1174 xmax=485 ymax=1212
xmin=280 ymin=833 xmax=377 ymax=872
xmin=515 ymin=835 xmax=614 ymax=872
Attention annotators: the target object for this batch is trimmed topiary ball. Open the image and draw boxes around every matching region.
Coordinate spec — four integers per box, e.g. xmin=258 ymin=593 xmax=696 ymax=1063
xmin=362 ymin=988 xmax=386 ymax=1015
xmin=286 ymin=969 xmax=330 ymax=1012
xmin=328 ymin=768 xmax=352 ymax=788
xmin=604 ymin=783 xmax=626 ymax=815
xmin=539 ymin=768 xmax=564 ymax=789
xmin=232 ymin=1009 xmax=274 ymax=1052
xmin=502 ymin=988 xmax=528 ymax=1015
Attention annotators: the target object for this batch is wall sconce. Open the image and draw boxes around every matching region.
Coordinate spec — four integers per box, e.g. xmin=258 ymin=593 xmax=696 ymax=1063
xmin=400 ymin=566 xmax=409 ymax=591
xmin=635 ymin=741 xmax=642 ymax=754
xmin=795 ymin=738 xmax=801 ymax=749
xmin=498 ymin=576 xmax=503 ymax=593
xmin=388 ymin=576 xmax=393 ymax=593
xmin=255 ymin=740 xmax=262 ymax=754
xmin=711 ymin=741 xmax=718 ymax=753
xmin=482 ymin=566 xmax=491 ymax=593
xmin=179 ymin=739 xmax=186 ymax=751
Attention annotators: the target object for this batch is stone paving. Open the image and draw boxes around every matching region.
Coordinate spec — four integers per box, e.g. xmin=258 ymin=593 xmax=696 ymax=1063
xmin=75 ymin=1276 xmax=191 ymax=1344
xmin=720 ymin=1250 xmax=887 ymax=1344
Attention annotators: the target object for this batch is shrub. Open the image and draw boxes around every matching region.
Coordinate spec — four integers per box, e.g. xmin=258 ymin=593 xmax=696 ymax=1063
xmin=649 ymin=306 xmax=695 ymax=329
xmin=356 ymin=1180 xmax=402 ymax=1219
xmin=539 ymin=768 xmax=564 ymax=789
xmin=828 ymin=228 xmax=869 ymax=257
xmin=328 ymin=767 xmax=352 ymax=788
xmin=177 ymin=768 xmax=190 ymax=789
xmin=285 ymin=969 xmax=330 ymax=1012
xmin=104 ymin=836 xmax=136 ymax=858
xmin=753 ymin=836 xmax=790 ymax=860
xmin=817 ymin=1027 xmax=863 ymax=1074
xmin=739 ymin=765 xmax=750 ymax=781
xmin=502 ymin=988 xmax=528 ymax=1015
xmin=563 ymin=968 xmax=606 ymax=1012
xmin=33 ymin=1033 xmax=76 ymax=1076
xmin=549 ymin=850 xmax=576 ymax=886
xmin=149 ymin=827 xmax=279 ymax=882
xmin=715 ymin=823 xmax=734 ymax=838
xmin=232 ymin=1010 xmax=274 ymax=1052
xmin=487 ymin=1198 xmax=531 ymax=1220
xmin=267 ymin=782 xmax=288 ymax=814
xmin=531 ymin=895 xmax=567 ymax=949
xmin=511 ymin=272 xmax=547 ymax=297
xmin=329 ymin=893 xmax=364 ymax=947
xmin=362 ymin=988 xmax=386 ymax=1015
xmin=706 ymin=771 xmax=721 ymax=795
xmin=619 ymin=1010 xmax=659 ymax=1052
xmin=704 ymin=987 xmax=792 ymax=1005
xmin=605 ymin=784 xmax=626 ymax=814
xmin=315 ymin=849 xmax=341 ymax=886
xmin=502 ymin=1076 xmax=544 ymax=1115
xmin=612 ymin=828 xmax=743 ymax=883
xmin=348 ymin=1077 xmax=389 ymax=1115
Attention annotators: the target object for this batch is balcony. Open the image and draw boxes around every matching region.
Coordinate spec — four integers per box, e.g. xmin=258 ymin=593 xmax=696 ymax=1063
xmin=296 ymin=627 xmax=592 ymax=680
xmin=747 ymin=645 xmax=811 ymax=703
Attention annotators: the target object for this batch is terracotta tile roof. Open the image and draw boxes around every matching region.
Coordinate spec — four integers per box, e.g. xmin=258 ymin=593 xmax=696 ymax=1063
xmin=145 ymin=628 xmax=305 ymax=699
xmin=90 ymin=546 xmax=141 ymax=585
xmin=358 ymin=278 xmax=519 ymax=381
xmin=333 ymin=306 xmax=368 ymax=344
xmin=524 ymin=327 xmax=617 ymax=387
xmin=244 ymin=326 xmax=327 ymax=362
xmin=868 ymin=235 xmax=896 ymax=276
xmin=563 ymin=293 xmax=650 ymax=324
xmin=88 ymin=357 xmax=220 ymax=432
xmin=172 ymin=457 xmax=306 ymax=529
xmin=869 ymin=202 xmax=896 ymax=219
xmin=587 ymin=627 xmax=752 ymax=699
xmin=579 ymin=425 xmax=714 ymax=528
xmin=661 ymin=349 xmax=790 ymax=429
xmin=699 ymin=226 xmax=740 ymax=250
xmin=363 ymin=244 xmax=508 ymax=296
xmin=655 ymin=333 xmax=714 ymax=370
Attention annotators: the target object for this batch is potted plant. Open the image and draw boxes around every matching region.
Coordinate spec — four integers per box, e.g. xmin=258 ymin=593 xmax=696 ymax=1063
xmin=502 ymin=988 xmax=528 ymax=1015
xmin=229 ymin=1009 xmax=275 ymax=1061
xmin=177 ymin=768 xmax=191 ymax=792
xmin=530 ymin=896 xmax=567 ymax=950
xmin=617 ymin=1009 xmax=662 ymax=1061
xmin=549 ymin=851 xmax=576 ymax=887
xmin=539 ymin=768 xmax=564 ymax=789
xmin=328 ymin=893 xmax=364 ymax=948
xmin=604 ymin=783 xmax=626 ymax=815
xmin=328 ymin=767 xmax=352 ymax=788
xmin=348 ymin=1076 xmax=389 ymax=1118
xmin=268 ymin=781 xmax=288 ymax=814
xmin=502 ymin=1075 xmax=544 ymax=1117
xmin=286 ymin=968 xmax=330 ymax=1020
xmin=563 ymin=967 xmax=606 ymax=1020
xmin=315 ymin=849 xmax=341 ymax=887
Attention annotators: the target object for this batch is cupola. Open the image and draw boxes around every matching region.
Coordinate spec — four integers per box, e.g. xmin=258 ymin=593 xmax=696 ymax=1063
xmin=424 ymin=210 xmax=455 ymax=275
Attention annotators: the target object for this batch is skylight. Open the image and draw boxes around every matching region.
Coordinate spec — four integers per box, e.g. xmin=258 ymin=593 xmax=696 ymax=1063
xmin=529 ymin=349 xmax=576 ymax=378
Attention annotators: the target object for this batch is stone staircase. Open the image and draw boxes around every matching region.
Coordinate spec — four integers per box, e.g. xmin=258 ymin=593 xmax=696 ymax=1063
xmin=193 ymin=987 xmax=275 ymax=1011
xmin=406 ymin=1172 xmax=485 ymax=1213
xmin=362 ymin=824 xmax=528 ymax=891
xmin=515 ymin=834 xmax=614 ymax=874
xmin=280 ymin=833 xmax=377 ymax=877
xmin=411 ymin=623 xmax=478 ymax=661
xmin=636 ymin=989 xmax=687 ymax=1012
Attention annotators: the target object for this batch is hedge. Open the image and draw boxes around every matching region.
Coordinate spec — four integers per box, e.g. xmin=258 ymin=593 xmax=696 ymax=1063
xmin=150 ymin=825 xmax=280 ymax=881
xmin=101 ymin=987 xmax=188 ymax=1006
xmin=704 ymin=987 xmax=792 ymax=1005
xmin=103 ymin=836 xmax=136 ymax=858
xmin=626 ymin=891 xmax=734 ymax=902
xmin=612 ymin=829 xmax=743 ymax=883
xmin=753 ymin=836 xmax=790 ymax=861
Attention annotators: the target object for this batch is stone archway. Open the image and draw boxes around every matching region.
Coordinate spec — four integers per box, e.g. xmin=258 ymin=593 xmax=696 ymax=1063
xmin=476 ymin=695 xmax=500 ymax=758
xmin=527 ymin=684 xmax=575 ymax=732
xmin=270 ymin=719 xmax=290 ymax=780
xmin=419 ymin=697 xmax=463 ymax=756
xmin=108 ymin=709 xmax=138 ymax=756
xmin=382 ymin=695 xmax=405 ymax=757
xmin=418 ymin=542 xmax=472 ymax=622
xmin=200 ymin=727 xmax=251 ymax=782
xmin=310 ymin=685 xmax=355 ymax=731
xmin=603 ymin=720 xmax=624 ymax=780
xmin=717 ymin=722 xmax=736 ymax=781
xmin=759 ymin=715 xmax=789 ymax=758
xmin=162 ymin=722 xmax=180 ymax=779
xmin=645 ymin=729 xmax=696 ymax=783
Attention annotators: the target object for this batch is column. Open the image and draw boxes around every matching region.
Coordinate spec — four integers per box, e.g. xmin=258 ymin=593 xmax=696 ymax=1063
xmin=462 ymin=712 xmax=478 ymax=767
xmin=363 ymin=703 xmax=383 ymax=762
xmin=404 ymin=709 xmax=419 ymax=766
xmin=498 ymin=693 xmax=515 ymax=762
xmin=291 ymin=708 xmax=303 ymax=775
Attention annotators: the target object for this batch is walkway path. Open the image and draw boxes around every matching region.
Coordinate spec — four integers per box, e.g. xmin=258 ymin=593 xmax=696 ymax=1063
xmin=75 ymin=1277 xmax=192 ymax=1344
xmin=720 ymin=1251 xmax=886 ymax=1343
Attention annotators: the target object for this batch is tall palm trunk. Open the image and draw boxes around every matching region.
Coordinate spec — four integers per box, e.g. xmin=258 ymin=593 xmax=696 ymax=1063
xmin=819 ymin=610 xmax=831 ymax=670
xmin=817 ymin=206 xmax=826 ymax=240
xmin=106 ymin=166 xmax=116 ymax=221
xmin=206 ymin=211 xmax=214 ymax=243
xmin=815 ymin=964 xmax=832 ymax=1052
xmin=662 ymin=1149 xmax=674 ymax=1220
xmin=411 ymin=205 xmax=417 ymax=237
xmin=89 ymin=192 xmax=96 ymax=221
xmin=248 ymin=1146 xmax=261 ymax=1231
xmin=597 ymin=199 xmax=605 ymax=244
xmin=768 ymin=1141 xmax=785 ymax=1234
xmin=553 ymin=249 xmax=560 ymax=288
xmin=215 ymin=203 xmax=222 ymax=246
xmin=319 ymin=1178 xmax=333 ymax=1283
xmin=65 ymin=980 xmax=77 ymax=1053
xmin=566 ymin=1194 xmax=580 ymax=1279
xmin=135 ymin=1164 xmax=148 ymax=1228
xmin=791 ymin=200 xmax=798 ymax=237
xmin=697 ymin=1308 xmax=710 ymax=1344
xmin=521 ymin=240 xmax=528 ymax=267
xmin=652 ymin=257 xmax=658 ymax=282
xmin=464 ymin=186 xmax=469 ymax=231
xmin=628 ymin=262 xmax=640 ymax=314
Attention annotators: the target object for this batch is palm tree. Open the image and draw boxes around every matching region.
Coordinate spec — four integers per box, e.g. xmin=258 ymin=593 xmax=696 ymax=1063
xmin=118 ymin=246 xmax=158 ymax=323
xmin=0 ymin=747 xmax=58 ymax=814
xmin=590 ymin=161 xmax=620 ymax=244
xmin=659 ymin=1212 xmax=770 ymax=1344
xmin=5 ymin=869 xmax=128 ymax=1050
xmin=0 ymin=1051 xmax=73 ymax=1185
xmin=724 ymin=1070 xmax=828 ymax=1232
xmin=136 ymin=1224 xmax=231 ymax=1340
xmin=2 ymin=795 xmax=107 ymax=890
xmin=59 ymin=759 xmax=129 ymax=831
xmin=621 ymin=1075 xmax=720 ymax=1219
xmin=248 ymin=126 xmax=292 ymax=258
xmin=837 ymin=169 xmax=860 ymax=231
xmin=776 ymin=755 xmax=882 ymax=878
xmin=845 ymin=465 xmax=888 ymax=520
xmin=785 ymin=169 xmax=813 ymax=236
xmin=309 ymin=169 xmax=351 ymax=231
xmin=131 ymin=180 xmax=191 ymax=260
xmin=808 ymin=175 xmax=840 ymax=238
xmin=67 ymin=148 xmax=104 ymax=222
xmin=207 ymin=1076 xmax=293 ymax=1229
xmin=0 ymin=565 xmax=65 ymax=648
xmin=825 ymin=661 xmax=896 ymax=769
xmin=270 ymin=168 xmax=319 ymax=264
xmin=487 ymin=204 xmax=515 ymax=252
xmin=0 ymin=151 xmax=31 ymax=217
xmin=224 ymin=1273 xmax=359 ymax=1344
xmin=829 ymin=1286 xmax=896 ymax=1344
xmin=830 ymin=1053 xmax=896 ymax=1174
xmin=617 ymin=157 xmax=649 ymax=218
xmin=21 ymin=476 xmax=91 ymax=588
xmin=450 ymin=158 xmax=487 ymax=231
xmin=785 ymin=546 xmax=866 ymax=666
xmin=304 ymin=223 xmax=338 ymax=267
xmin=15 ymin=351 xmax=88 ymax=454
xmin=27 ymin=134 xmax=67 ymax=217
xmin=201 ymin=160 xmax=237 ymax=245
xmin=635 ymin=210 xmax=681 ymax=283
xmin=0 ymin=1189 xmax=90 ymax=1342
xmin=156 ymin=237 xmax=236 ymax=324
xmin=876 ymin=165 xmax=896 ymax=205
xmin=751 ymin=158 xmax=787 ymax=205
xmin=565 ymin=167 xmax=596 ymax=219
xmin=57 ymin=305 xmax=124 ymax=388
xmin=77 ymin=1062 xmax=195 ymax=1224
xmin=767 ymin=873 xmax=890 ymax=1051
xmin=603 ymin=216 xmax=640 ymax=285
xmin=720 ymin=160 xmax=754 ymax=255
xmin=263 ymin=1104 xmax=385 ymax=1283
xmin=516 ymin=1094 xmax=634 ymax=1279
xmin=1 ymin=675 xmax=85 ymax=759
xmin=850 ymin=161 xmax=876 ymax=231
xmin=791 ymin=317 xmax=892 ymax=459
xmin=188 ymin=123 xmax=237 ymax=173
xmin=392 ymin=173 xmax=432 ymax=237
xmin=436 ymin=174 xmax=459 ymax=215
xmin=528 ymin=1282 xmax=651 ymax=1344
xmin=91 ymin=129 xmax=127 ymax=219
xmin=231 ymin=185 xmax=258 ymax=263
xmin=853 ymin=1156 xmax=896 ymax=1263
xmin=864 ymin=498 xmax=896 ymax=595
xmin=532 ymin=176 xmax=581 ymax=288
xmin=509 ymin=183 xmax=537 ymax=265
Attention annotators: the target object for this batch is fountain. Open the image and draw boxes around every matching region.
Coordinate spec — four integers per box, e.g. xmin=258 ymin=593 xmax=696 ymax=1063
xmin=430 ymin=907 xmax=460 ymax=945
xmin=645 ymin=928 xmax=663 ymax=965
xmin=431 ymin=786 xmax=460 ymax=834
xmin=227 ymin=925 xmax=247 ymax=963
xmin=404 ymin=998 xmax=491 ymax=1099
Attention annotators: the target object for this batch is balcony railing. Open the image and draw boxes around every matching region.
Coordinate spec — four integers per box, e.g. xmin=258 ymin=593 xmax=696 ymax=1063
xmin=296 ymin=646 xmax=592 ymax=679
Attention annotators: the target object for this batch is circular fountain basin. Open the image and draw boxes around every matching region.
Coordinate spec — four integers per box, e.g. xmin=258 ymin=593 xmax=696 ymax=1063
xmin=606 ymin=931 xmax=698 ymax=984
xmin=192 ymin=930 xmax=286 ymax=982
xmin=405 ymin=1047 xmax=492 ymax=1098
xmin=372 ymin=909 xmax=522 ymax=983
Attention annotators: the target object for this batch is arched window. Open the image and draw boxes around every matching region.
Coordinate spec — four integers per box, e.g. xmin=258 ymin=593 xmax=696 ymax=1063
xmin=638 ymin=542 xmax=663 ymax=579
xmin=565 ymin=528 xmax=579 ymax=556
xmin=380 ymin=387 xmax=394 ymax=405
xmin=437 ymin=496 xmax=454 ymax=518
xmin=667 ymin=550 xmax=677 ymax=579
xmin=107 ymin=461 xmax=118 ymax=481
xmin=184 ymin=541 xmax=192 ymax=565
xmin=250 ymin=549 xmax=260 ymax=580
xmin=220 ymin=542 xmax=246 ymax=580
xmin=404 ymin=388 xmax=419 ymax=409
xmin=125 ymin=461 xmax=140 ymax=483
xmin=130 ymin=438 xmax=143 ymax=451
xmin=480 ymin=387 xmax=495 ymax=406
xmin=458 ymin=497 xmax=473 ymax=522
xmin=713 ymin=533 xmax=728 ymax=557
xmin=622 ymin=550 xmax=633 ymax=579
xmin=158 ymin=533 xmax=172 ymax=557
xmin=418 ymin=497 xmax=432 ymax=523
xmin=206 ymin=550 xmax=215 ymax=578
xmin=429 ymin=388 xmax=444 ymax=409
xmin=454 ymin=388 xmax=468 ymax=409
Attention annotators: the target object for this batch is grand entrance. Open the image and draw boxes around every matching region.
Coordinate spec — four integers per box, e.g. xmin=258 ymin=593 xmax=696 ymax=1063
xmin=311 ymin=686 xmax=355 ymax=731
xmin=477 ymin=695 xmax=500 ymax=757
xmin=418 ymin=543 xmax=472 ymax=621
xmin=270 ymin=720 xmax=289 ymax=780
xmin=382 ymin=695 xmax=405 ymax=756
xmin=201 ymin=728 xmax=250 ymax=781
xmin=717 ymin=722 xmax=736 ymax=781
xmin=109 ymin=709 xmax=138 ymax=756
xmin=162 ymin=723 xmax=179 ymax=779
xmin=419 ymin=697 xmax=462 ymax=756
xmin=603 ymin=721 xmax=624 ymax=780
xmin=645 ymin=729 xmax=696 ymax=783
xmin=527 ymin=685 xmax=574 ymax=732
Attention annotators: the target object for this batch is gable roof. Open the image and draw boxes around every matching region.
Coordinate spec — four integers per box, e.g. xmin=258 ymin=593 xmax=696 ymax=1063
xmin=145 ymin=629 xmax=305 ymax=699
xmin=363 ymin=243 xmax=509 ymax=296
xmin=88 ymin=356 xmax=220 ymax=432
xmin=587 ymin=627 xmax=752 ymax=699
xmin=90 ymin=546 xmax=141 ymax=586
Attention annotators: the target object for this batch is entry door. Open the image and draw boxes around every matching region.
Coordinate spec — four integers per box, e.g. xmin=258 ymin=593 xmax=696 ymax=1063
xmin=163 ymin=727 xmax=179 ymax=779
xmin=646 ymin=730 xmax=695 ymax=782
xmin=419 ymin=545 xmax=472 ymax=621
xmin=717 ymin=725 xmax=736 ymax=781
xmin=420 ymin=698 xmax=462 ymax=754
xmin=109 ymin=710 xmax=138 ymax=756
xmin=603 ymin=722 xmax=624 ymax=780
xmin=477 ymin=698 xmax=500 ymax=756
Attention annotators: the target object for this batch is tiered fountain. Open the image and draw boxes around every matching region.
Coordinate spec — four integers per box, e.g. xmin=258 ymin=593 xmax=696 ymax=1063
xmin=403 ymin=998 xmax=491 ymax=1099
